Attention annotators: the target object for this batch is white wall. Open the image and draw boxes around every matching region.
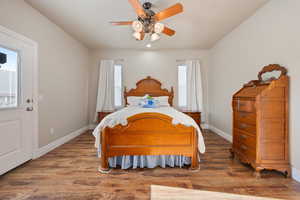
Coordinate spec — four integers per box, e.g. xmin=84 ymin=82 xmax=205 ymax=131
xmin=208 ymin=0 xmax=300 ymax=177
xmin=89 ymin=49 xmax=210 ymax=124
xmin=0 ymin=0 xmax=90 ymax=147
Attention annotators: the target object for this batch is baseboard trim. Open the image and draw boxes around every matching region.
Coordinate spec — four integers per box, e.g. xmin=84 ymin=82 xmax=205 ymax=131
xmin=89 ymin=124 xmax=97 ymax=130
xmin=33 ymin=126 xmax=88 ymax=159
xmin=201 ymin=123 xmax=210 ymax=129
xmin=208 ymin=125 xmax=232 ymax=143
xmin=292 ymin=167 xmax=300 ymax=183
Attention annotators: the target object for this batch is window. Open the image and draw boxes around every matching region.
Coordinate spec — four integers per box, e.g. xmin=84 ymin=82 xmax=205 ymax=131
xmin=114 ymin=64 xmax=122 ymax=107
xmin=0 ymin=47 xmax=19 ymax=109
xmin=178 ymin=65 xmax=187 ymax=107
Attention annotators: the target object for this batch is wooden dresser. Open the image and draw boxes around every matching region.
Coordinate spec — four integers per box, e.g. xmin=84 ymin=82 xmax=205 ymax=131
xmin=231 ymin=64 xmax=290 ymax=177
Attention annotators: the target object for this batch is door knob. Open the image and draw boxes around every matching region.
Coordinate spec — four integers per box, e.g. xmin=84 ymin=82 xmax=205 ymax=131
xmin=26 ymin=107 xmax=34 ymax=111
xmin=26 ymin=99 xmax=33 ymax=103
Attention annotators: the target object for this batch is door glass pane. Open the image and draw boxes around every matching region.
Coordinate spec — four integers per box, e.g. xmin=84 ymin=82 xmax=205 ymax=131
xmin=0 ymin=47 xmax=19 ymax=109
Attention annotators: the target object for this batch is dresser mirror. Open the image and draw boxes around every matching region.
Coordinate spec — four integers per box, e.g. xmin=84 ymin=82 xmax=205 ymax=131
xmin=258 ymin=64 xmax=287 ymax=83
xmin=260 ymin=70 xmax=281 ymax=82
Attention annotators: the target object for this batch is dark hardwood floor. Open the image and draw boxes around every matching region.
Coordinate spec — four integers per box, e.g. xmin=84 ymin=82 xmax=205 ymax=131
xmin=0 ymin=130 xmax=300 ymax=200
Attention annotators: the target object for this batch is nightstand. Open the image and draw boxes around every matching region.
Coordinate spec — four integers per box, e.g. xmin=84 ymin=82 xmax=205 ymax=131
xmin=98 ymin=111 xmax=114 ymax=123
xmin=181 ymin=110 xmax=202 ymax=130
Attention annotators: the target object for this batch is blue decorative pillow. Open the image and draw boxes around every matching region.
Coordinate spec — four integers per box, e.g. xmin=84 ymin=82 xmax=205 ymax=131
xmin=139 ymin=95 xmax=157 ymax=108
xmin=143 ymin=99 xmax=156 ymax=108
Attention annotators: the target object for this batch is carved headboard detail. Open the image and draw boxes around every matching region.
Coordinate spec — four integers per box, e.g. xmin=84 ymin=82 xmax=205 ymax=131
xmin=124 ymin=76 xmax=174 ymax=106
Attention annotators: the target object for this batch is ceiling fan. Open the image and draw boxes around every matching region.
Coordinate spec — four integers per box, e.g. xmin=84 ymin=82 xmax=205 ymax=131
xmin=110 ymin=0 xmax=183 ymax=42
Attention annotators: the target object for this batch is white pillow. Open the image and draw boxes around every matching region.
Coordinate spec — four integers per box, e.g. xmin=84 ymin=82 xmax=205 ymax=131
xmin=127 ymin=96 xmax=142 ymax=106
xmin=153 ymin=96 xmax=170 ymax=106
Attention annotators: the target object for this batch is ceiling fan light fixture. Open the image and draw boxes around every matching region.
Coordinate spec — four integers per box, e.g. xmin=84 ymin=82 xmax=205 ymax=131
xmin=132 ymin=20 xmax=143 ymax=32
xmin=151 ymin=33 xmax=160 ymax=42
xmin=111 ymin=1 xmax=182 ymax=42
xmin=154 ymin=23 xmax=165 ymax=34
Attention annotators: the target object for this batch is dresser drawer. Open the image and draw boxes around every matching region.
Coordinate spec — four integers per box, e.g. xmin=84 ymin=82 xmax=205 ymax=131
xmin=236 ymin=130 xmax=256 ymax=149
xmin=238 ymin=143 xmax=256 ymax=161
xmin=233 ymin=99 xmax=255 ymax=113
xmin=234 ymin=129 xmax=256 ymax=160
xmin=234 ymin=121 xmax=256 ymax=135
xmin=234 ymin=111 xmax=256 ymax=125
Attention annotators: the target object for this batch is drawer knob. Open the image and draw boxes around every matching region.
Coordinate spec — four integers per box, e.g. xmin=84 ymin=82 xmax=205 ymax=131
xmin=239 ymin=103 xmax=246 ymax=107
xmin=240 ymin=134 xmax=247 ymax=139
xmin=239 ymin=112 xmax=247 ymax=117
xmin=239 ymin=123 xmax=248 ymax=129
xmin=241 ymin=145 xmax=248 ymax=151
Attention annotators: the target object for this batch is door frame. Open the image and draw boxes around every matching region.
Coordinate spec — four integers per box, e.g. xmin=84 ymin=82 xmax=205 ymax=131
xmin=0 ymin=25 xmax=39 ymax=159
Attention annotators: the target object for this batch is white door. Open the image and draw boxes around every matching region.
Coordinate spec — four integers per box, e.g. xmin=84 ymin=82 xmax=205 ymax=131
xmin=0 ymin=29 xmax=35 ymax=175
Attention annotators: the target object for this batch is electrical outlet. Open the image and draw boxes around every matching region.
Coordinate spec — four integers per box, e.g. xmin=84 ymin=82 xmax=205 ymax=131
xmin=50 ymin=128 xmax=54 ymax=135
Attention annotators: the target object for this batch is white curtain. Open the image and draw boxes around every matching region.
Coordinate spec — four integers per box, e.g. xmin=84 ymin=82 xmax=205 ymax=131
xmin=186 ymin=60 xmax=203 ymax=112
xmin=96 ymin=60 xmax=115 ymax=112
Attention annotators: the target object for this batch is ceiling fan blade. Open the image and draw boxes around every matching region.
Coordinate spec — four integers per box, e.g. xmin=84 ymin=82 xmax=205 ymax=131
xmin=128 ymin=0 xmax=146 ymax=17
xmin=154 ymin=3 xmax=183 ymax=22
xmin=110 ymin=21 xmax=133 ymax=26
xmin=162 ymin=26 xmax=175 ymax=36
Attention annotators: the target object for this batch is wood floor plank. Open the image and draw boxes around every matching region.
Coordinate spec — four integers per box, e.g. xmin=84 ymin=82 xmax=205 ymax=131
xmin=0 ymin=130 xmax=299 ymax=200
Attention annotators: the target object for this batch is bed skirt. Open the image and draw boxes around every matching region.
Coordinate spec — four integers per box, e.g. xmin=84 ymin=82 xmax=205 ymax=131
xmin=97 ymin=152 xmax=191 ymax=169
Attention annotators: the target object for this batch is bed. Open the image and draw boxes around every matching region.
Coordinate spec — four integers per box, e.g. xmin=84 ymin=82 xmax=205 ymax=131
xmin=93 ymin=76 xmax=205 ymax=172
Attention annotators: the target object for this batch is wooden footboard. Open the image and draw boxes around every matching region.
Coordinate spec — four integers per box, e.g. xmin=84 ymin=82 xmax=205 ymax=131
xmin=100 ymin=113 xmax=199 ymax=171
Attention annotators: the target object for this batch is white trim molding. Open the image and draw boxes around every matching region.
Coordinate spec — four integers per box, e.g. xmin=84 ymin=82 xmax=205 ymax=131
xmin=208 ymin=125 xmax=232 ymax=143
xmin=201 ymin=123 xmax=210 ymax=130
xmin=0 ymin=24 xmax=39 ymax=163
xmin=292 ymin=167 xmax=300 ymax=183
xmin=33 ymin=126 xmax=88 ymax=159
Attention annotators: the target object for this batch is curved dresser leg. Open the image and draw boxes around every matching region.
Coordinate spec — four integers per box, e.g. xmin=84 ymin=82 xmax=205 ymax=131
xmin=254 ymin=167 xmax=263 ymax=178
xmin=284 ymin=168 xmax=291 ymax=178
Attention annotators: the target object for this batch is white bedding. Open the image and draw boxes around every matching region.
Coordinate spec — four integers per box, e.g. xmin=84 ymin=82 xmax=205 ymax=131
xmin=92 ymin=106 xmax=205 ymax=154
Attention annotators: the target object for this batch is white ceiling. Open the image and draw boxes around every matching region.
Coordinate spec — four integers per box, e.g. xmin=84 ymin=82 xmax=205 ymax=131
xmin=25 ymin=0 xmax=269 ymax=50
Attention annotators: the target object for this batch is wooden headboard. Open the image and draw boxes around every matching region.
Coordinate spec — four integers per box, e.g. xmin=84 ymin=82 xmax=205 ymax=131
xmin=124 ymin=76 xmax=174 ymax=106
